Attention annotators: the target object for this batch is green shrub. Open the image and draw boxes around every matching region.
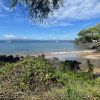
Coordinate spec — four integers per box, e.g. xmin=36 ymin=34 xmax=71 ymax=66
xmin=0 ymin=56 xmax=100 ymax=99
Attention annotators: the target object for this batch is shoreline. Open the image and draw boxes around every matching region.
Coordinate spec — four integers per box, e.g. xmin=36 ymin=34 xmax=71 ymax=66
xmin=21 ymin=49 xmax=96 ymax=55
xmin=0 ymin=50 xmax=100 ymax=60
xmin=32 ymin=50 xmax=100 ymax=70
xmin=0 ymin=49 xmax=100 ymax=65
xmin=0 ymin=49 xmax=100 ymax=72
xmin=45 ymin=50 xmax=100 ymax=69
xmin=36 ymin=50 xmax=100 ymax=61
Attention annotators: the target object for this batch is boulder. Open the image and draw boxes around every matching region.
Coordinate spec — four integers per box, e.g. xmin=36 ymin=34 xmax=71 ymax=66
xmin=64 ymin=60 xmax=81 ymax=71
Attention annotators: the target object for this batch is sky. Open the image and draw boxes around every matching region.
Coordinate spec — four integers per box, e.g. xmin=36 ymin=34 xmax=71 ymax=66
xmin=0 ymin=0 xmax=100 ymax=40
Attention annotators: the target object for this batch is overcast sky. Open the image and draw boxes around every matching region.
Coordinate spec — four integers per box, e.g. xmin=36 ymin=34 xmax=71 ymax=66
xmin=0 ymin=0 xmax=100 ymax=40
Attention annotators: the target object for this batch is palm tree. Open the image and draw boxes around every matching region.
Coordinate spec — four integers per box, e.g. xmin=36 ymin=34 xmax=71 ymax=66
xmin=10 ymin=0 xmax=63 ymax=22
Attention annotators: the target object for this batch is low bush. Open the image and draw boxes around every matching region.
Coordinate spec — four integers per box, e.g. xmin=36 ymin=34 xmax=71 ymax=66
xmin=0 ymin=55 xmax=100 ymax=99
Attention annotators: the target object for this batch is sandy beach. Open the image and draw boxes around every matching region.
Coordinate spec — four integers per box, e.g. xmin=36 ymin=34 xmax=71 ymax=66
xmin=11 ymin=50 xmax=100 ymax=70
xmin=45 ymin=50 xmax=99 ymax=60
xmin=23 ymin=50 xmax=99 ymax=69
xmin=44 ymin=50 xmax=100 ymax=68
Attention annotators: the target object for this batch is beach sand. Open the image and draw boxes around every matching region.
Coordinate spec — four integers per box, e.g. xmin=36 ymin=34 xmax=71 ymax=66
xmin=16 ymin=50 xmax=100 ymax=67
xmin=12 ymin=50 xmax=100 ymax=72
xmin=1 ymin=50 xmax=100 ymax=80
xmin=26 ymin=50 xmax=100 ymax=69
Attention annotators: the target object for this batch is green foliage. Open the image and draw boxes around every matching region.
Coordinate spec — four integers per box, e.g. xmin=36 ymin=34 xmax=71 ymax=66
xmin=21 ymin=58 xmax=54 ymax=93
xmin=74 ymin=38 xmax=80 ymax=44
xmin=76 ymin=24 xmax=100 ymax=44
xmin=0 ymin=63 xmax=14 ymax=78
xmin=0 ymin=56 xmax=100 ymax=99
xmin=86 ymin=59 xmax=94 ymax=80
xmin=87 ymin=59 xmax=94 ymax=73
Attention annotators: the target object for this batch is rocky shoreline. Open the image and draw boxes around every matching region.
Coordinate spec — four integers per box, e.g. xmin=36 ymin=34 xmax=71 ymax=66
xmin=11 ymin=50 xmax=100 ymax=66
xmin=0 ymin=50 xmax=100 ymax=69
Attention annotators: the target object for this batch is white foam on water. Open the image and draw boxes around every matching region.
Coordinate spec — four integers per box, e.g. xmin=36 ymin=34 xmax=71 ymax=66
xmin=49 ymin=50 xmax=94 ymax=55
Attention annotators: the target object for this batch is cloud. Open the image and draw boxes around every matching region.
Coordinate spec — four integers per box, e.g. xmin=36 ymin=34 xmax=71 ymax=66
xmin=0 ymin=0 xmax=3 ymax=5
xmin=34 ymin=0 xmax=100 ymax=27
xmin=0 ymin=0 xmax=10 ymax=12
xmin=1 ymin=5 xmax=10 ymax=11
xmin=0 ymin=0 xmax=11 ymax=18
xmin=3 ymin=34 xmax=16 ymax=39
xmin=53 ymin=0 xmax=100 ymax=20
xmin=0 ymin=13 xmax=8 ymax=17
xmin=1 ymin=0 xmax=100 ymax=27
xmin=3 ymin=34 xmax=32 ymax=40
xmin=38 ymin=19 xmax=73 ymax=27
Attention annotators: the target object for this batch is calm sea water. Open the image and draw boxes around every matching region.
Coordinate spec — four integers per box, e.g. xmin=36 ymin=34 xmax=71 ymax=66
xmin=0 ymin=41 xmax=85 ymax=54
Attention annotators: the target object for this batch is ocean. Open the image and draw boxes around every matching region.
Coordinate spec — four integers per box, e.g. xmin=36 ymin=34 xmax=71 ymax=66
xmin=0 ymin=40 xmax=85 ymax=55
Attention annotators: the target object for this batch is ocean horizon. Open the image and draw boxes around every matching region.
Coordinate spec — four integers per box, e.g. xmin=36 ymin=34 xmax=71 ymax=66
xmin=0 ymin=40 xmax=85 ymax=55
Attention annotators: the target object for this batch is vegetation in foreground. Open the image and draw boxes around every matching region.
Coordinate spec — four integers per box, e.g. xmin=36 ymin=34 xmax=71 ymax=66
xmin=0 ymin=55 xmax=100 ymax=100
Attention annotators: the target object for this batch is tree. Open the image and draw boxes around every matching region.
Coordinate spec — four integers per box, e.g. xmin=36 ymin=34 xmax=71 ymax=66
xmin=10 ymin=0 xmax=63 ymax=22
xmin=77 ymin=24 xmax=100 ymax=43
xmin=78 ymin=30 xmax=89 ymax=43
